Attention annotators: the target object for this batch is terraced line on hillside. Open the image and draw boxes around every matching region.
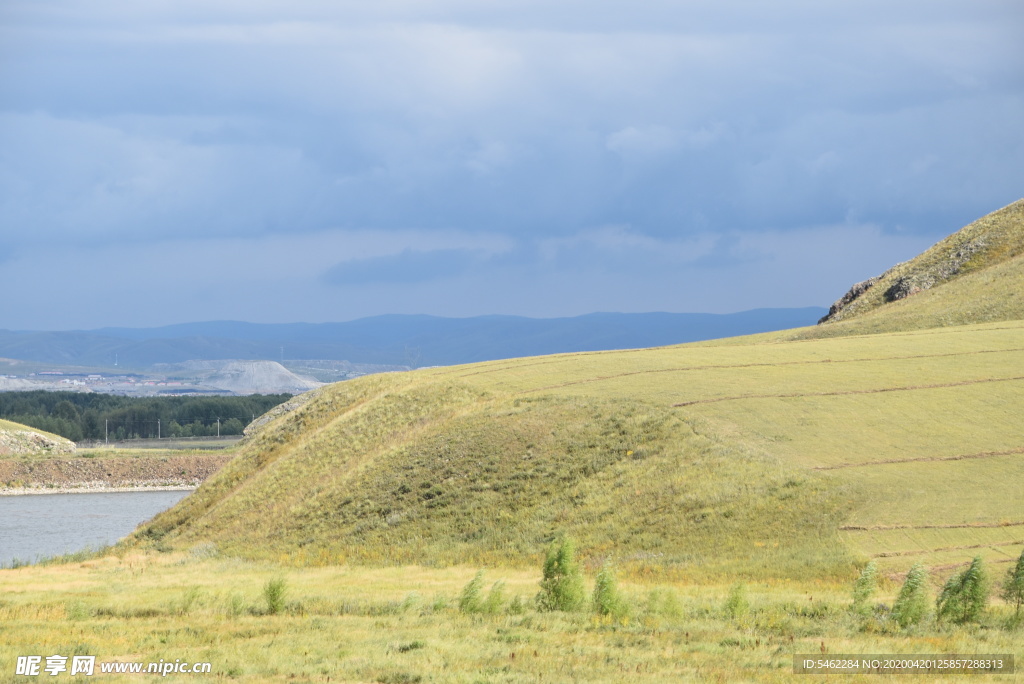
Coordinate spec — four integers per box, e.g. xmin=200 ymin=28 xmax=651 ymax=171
xmin=429 ymin=322 xmax=1024 ymax=389
xmin=871 ymin=540 xmax=1024 ymax=559
xmin=726 ymin=320 xmax=1024 ymax=349
xmin=506 ymin=347 xmax=1024 ymax=395
xmin=840 ymin=521 xmax=1024 ymax=531
xmin=886 ymin=556 xmax=1019 ymax=580
xmin=814 ymin=447 xmax=1024 ymax=471
xmin=670 ymin=374 xmax=1024 ymax=407
xmin=434 ymin=355 xmax=589 ymax=379
xmin=795 ymin=322 xmax=1024 ymax=343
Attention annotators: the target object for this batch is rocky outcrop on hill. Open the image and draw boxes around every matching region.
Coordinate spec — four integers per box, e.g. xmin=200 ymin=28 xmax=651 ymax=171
xmin=819 ymin=199 xmax=1023 ymax=324
xmin=0 ymin=427 xmax=75 ymax=456
xmin=880 ymin=233 xmax=990 ymax=303
xmin=242 ymin=387 xmax=325 ymax=438
xmin=818 ymin=276 xmax=881 ymax=323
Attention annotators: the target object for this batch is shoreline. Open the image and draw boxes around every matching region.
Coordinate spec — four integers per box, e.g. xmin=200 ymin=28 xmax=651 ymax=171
xmin=0 ymin=484 xmax=197 ymax=496
xmin=0 ymin=453 xmax=228 ymax=496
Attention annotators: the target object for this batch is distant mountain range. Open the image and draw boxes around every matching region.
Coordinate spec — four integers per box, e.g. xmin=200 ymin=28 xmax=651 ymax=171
xmin=0 ymin=308 xmax=826 ymax=369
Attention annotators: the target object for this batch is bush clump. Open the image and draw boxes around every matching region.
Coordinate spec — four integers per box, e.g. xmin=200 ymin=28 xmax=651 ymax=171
xmin=851 ymin=561 xmax=877 ymax=615
xmin=723 ymin=583 xmax=750 ymax=619
xmin=458 ymin=571 xmax=486 ymax=614
xmin=937 ymin=556 xmax=988 ymax=624
xmin=537 ymin=538 xmax=585 ymax=612
xmin=263 ymin=577 xmax=287 ymax=615
xmin=458 ymin=572 xmax=506 ymax=614
xmin=892 ymin=563 xmax=930 ymax=628
xmin=592 ymin=561 xmax=628 ymax=620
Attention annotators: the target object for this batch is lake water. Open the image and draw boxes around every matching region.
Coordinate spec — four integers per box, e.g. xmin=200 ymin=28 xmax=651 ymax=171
xmin=0 ymin=490 xmax=191 ymax=566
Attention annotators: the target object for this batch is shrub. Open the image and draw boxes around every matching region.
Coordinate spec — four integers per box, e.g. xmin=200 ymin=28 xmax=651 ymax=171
xmin=537 ymin=537 xmax=585 ymax=612
xmin=723 ymin=583 xmax=750 ymax=619
xmin=852 ymin=561 xmax=877 ymax=615
xmin=892 ymin=563 xmax=930 ymax=628
xmin=645 ymin=588 xmax=682 ymax=620
xmin=592 ymin=561 xmax=628 ymax=619
xmin=937 ymin=556 xmax=988 ymax=624
xmin=458 ymin=571 xmax=485 ymax=614
xmin=506 ymin=595 xmax=527 ymax=615
xmin=226 ymin=593 xmax=245 ymax=618
xmin=263 ymin=577 xmax=287 ymax=615
xmin=176 ymin=586 xmax=201 ymax=616
xmin=1002 ymin=549 xmax=1024 ymax=618
xmin=482 ymin=581 xmax=506 ymax=615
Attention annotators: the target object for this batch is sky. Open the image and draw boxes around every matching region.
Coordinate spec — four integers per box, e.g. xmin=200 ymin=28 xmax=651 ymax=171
xmin=1 ymin=1 xmax=1022 ymax=330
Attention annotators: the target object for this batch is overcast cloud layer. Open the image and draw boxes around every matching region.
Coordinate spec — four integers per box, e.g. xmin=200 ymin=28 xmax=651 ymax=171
xmin=1 ymin=1 xmax=1022 ymax=329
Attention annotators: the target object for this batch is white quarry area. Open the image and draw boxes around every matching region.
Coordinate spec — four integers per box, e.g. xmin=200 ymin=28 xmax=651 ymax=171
xmin=202 ymin=361 xmax=322 ymax=395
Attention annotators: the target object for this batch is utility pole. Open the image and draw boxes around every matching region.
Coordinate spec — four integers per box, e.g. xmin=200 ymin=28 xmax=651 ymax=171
xmin=157 ymin=419 xmax=161 ymax=440
xmin=217 ymin=417 xmax=220 ymax=438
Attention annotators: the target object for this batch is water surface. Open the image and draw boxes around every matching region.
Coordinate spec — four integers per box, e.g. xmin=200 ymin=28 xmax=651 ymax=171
xmin=0 ymin=490 xmax=191 ymax=566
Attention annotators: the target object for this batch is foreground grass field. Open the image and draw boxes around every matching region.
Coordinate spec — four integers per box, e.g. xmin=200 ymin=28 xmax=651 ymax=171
xmin=2 ymin=549 xmax=1021 ymax=683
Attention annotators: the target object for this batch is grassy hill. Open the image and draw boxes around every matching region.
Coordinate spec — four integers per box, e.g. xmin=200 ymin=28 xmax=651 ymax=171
xmin=140 ymin=372 xmax=858 ymax=580
xmin=137 ymin=323 xmax=1024 ymax=581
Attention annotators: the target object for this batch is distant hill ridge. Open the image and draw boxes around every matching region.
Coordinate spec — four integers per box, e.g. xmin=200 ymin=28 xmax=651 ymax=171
xmin=0 ymin=309 xmax=825 ymax=369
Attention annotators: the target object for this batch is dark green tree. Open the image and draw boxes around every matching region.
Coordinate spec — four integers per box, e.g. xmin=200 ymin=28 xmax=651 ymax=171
xmin=52 ymin=400 xmax=81 ymax=422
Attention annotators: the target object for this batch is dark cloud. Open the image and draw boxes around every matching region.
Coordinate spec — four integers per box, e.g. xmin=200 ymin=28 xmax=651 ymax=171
xmin=323 ymin=249 xmax=485 ymax=286
xmin=0 ymin=1 xmax=1021 ymax=327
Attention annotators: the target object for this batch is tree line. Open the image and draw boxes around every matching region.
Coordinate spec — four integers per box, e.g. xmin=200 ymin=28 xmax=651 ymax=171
xmin=0 ymin=391 xmax=293 ymax=443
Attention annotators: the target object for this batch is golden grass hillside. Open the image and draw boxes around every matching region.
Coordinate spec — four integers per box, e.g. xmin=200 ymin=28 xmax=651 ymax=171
xmin=136 ymin=315 xmax=1024 ymax=582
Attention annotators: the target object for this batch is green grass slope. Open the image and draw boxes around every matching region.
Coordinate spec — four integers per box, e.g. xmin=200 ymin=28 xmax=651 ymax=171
xmin=815 ymin=198 xmax=1024 ymax=331
xmin=136 ymin=315 xmax=1024 ymax=581
xmin=140 ymin=373 xmax=856 ymax=580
